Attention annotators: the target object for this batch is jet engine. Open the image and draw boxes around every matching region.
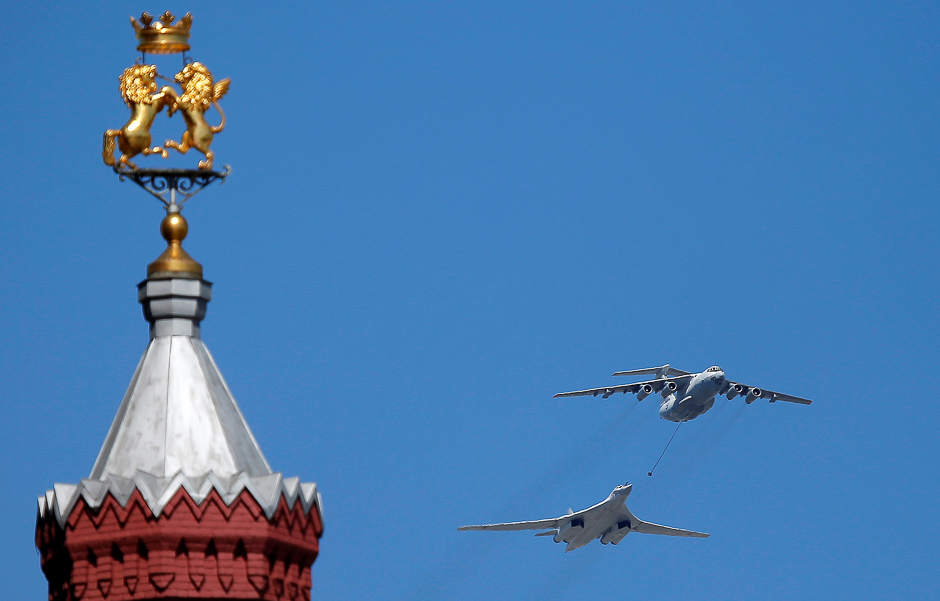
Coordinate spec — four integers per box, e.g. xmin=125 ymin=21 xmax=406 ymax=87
xmin=660 ymin=381 xmax=678 ymax=398
xmin=553 ymin=518 xmax=584 ymax=543
xmin=600 ymin=520 xmax=632 ymax=545
xmin=745 ymin=388 xmax=762 ymax=404
xmin=636 ymin=384 xmax=653 ymax=402
xmin=726 ymin=384 xmax=745 ymax=400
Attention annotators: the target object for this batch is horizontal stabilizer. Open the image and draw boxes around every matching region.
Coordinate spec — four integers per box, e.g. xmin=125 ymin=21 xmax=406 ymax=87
xmin=613 ymin=364 xmax=692 ymax=378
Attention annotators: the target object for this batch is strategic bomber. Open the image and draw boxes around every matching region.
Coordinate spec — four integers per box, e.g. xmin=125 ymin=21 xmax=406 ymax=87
xmin=459 ymin=483 xmax=707 ymax=552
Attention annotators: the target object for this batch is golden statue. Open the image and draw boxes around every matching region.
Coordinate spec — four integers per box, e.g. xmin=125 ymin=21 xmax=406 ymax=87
xmin=102 ymin=65 xmax=175 ymax=169
xmin=103 ymin=12 xmax=231 ymax=171
xmin=131 ymin=11 xmax=192 ymax=54
xmin=164 ymin=62 xmax=231 ymax=170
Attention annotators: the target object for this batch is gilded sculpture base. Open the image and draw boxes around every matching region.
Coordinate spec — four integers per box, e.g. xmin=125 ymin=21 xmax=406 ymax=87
xmin=148 ymin=211 xmax=203 ymax=279
xmin=114 ymin=166 xmax=230 ymax=206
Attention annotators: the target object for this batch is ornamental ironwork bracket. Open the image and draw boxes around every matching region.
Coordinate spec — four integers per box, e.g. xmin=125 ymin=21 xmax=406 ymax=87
xmin=114 ymin=165 xmax=231 ymax=211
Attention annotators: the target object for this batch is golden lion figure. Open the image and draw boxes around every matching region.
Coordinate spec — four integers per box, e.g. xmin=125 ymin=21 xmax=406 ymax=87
xmin=164 ymin=62 xmax=230 ymax=170
xmin=103 ymin=65 xmax=175 ymax=169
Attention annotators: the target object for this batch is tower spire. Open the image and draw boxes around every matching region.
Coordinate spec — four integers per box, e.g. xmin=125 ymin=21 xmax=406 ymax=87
xmin=36 ymin=12 xmax=323 ymax=601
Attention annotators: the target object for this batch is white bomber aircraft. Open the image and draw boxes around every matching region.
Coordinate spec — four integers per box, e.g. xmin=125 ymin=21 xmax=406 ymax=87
xmin=554 ymin=364 xmax=812 ymax=423
xmin=458 ymin=483 xmax=707 ymax=552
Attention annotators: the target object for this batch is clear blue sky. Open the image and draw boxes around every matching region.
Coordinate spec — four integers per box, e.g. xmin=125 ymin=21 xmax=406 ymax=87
xmin=2 ymin=1 xmax=938 ymax=599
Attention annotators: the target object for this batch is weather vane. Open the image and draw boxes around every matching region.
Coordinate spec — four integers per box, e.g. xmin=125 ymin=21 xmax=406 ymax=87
xmin=102 ymin=11 xmax=232 ymax=281
xmin=103 ymin=11 xmax=230 ymax=214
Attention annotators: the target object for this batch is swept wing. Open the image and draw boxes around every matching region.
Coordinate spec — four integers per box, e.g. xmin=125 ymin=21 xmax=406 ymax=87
xmin=726 ymin=381 xmax=812 ymax=405
xmin=553 ymin=373 xmax=694 ymax=399
xmin=631 ymin=519 xmax=709 ymax=538
xmin=459 ymin=501 xmax=602 ymax=532
xmin=615 ymin=505 xmax=709 ymax=538
xmin=457 ymin=518 xmax=562 ymax=532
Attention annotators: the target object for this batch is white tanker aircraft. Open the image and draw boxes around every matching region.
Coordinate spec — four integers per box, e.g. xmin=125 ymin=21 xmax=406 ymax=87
xmin=458 ymin=482 xmax=708 ymax=552
xmin=554 ymin=364 xmax=812 ymax=423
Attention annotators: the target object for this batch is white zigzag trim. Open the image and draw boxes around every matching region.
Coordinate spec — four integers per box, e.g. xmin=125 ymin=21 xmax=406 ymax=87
xmin=37 ymin=470 xmax=321 ymax=527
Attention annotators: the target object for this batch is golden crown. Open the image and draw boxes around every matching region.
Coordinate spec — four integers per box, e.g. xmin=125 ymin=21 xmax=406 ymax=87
xmin=130 ymin=11 xmax=192 ymax=54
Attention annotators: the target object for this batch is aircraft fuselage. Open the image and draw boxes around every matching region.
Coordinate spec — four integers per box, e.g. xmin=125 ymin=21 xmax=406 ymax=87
xmin=554 ymin=487 xmax=633 ymax=552
xmin=659 ymin=369 xmax=726 ymax=422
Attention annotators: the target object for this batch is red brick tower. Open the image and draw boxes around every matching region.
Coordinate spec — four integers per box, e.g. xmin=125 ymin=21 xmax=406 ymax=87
xmin=35 ymin=14 xmax=323 ymax=597
xmin=35 ymin=203 xmax=324 ymax=601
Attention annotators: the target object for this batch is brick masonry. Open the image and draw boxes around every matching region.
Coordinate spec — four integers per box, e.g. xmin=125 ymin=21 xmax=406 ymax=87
xmin=36 ymin=488 xmax=323 ymax=601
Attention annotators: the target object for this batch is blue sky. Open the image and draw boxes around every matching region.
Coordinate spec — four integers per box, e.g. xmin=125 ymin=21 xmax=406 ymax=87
xmin=2 ymin=1 xmax=938 ymax=599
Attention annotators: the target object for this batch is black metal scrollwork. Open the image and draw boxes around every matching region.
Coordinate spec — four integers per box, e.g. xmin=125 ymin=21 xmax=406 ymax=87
xmin=114 ymin=165 xmax=231 ymax=208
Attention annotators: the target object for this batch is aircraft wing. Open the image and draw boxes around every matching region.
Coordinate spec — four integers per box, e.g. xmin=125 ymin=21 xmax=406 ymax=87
xmin=460 ymin=501 xmax=607 ymax=532
xmin=554 ymin=374 xmax=694 ymax=399
xmin=458 ymin=517 xmax=562 ymax=532
xmin=632 ymin=520 xmax=709 ymax=538
xmin=728 ymin=381 xmax=813 ymax=405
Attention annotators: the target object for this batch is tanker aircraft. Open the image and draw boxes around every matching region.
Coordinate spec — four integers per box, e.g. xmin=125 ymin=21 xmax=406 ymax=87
xmin=554 ymin=364 xmax=812 ymax=423
xmin=458 ymin=482 xmax=708 ymax=552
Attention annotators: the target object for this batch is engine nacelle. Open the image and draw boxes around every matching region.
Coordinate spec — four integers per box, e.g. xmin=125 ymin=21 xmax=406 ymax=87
xmin=726 ymin=384 xmax=745 ymax=400
xmin=600 ymin=520 xmax=631 ymax=544
xmin=660 ymin=381 xmax=678 ymax=398
xmin=553 ymin=518 xmax=584 ymax=543
xmin=745 ymin=388 xmax=762 ymax=404
xmin=636 ymin=384 xmax=653 ymax=402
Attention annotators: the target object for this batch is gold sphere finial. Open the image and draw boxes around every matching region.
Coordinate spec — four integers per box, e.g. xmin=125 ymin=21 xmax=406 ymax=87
xmin=161 ymin=212 xmax=189 ymax=243
xmin=147 ymin=209 xmax=203 ymax=279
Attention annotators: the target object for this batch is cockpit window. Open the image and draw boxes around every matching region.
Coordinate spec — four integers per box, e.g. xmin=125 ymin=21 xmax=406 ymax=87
xmin=707 ymin=366 xmax=722 ymax=372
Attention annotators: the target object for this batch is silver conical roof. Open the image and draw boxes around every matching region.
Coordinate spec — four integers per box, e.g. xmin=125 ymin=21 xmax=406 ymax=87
xmin=38 ymin=275 xmax=322 ymax=526
xmin=90 ymin=277 xmax=271 ymax=480
xmin=89 ymin=334 xmax=272 ymax=480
